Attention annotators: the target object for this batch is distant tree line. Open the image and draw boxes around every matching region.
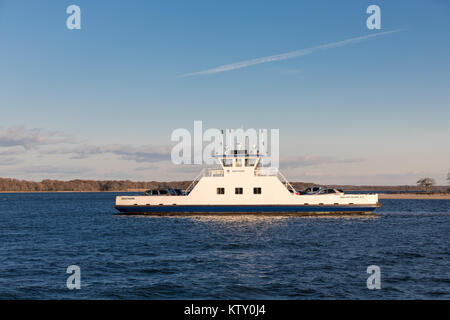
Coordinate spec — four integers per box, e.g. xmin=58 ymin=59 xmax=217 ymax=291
xmin=0 ymin=177 xmax=447 ymax=193
xmin=0 ymin=178 xmax=191 ymax=192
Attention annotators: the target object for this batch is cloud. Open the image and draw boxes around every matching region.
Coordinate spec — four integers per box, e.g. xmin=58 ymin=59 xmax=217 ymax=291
xmin=280 ymin=155 xmax=363 ymax=168
xmin=0 ymin=126 xmax=74 ymax=149
xmin=135 ymin=165 xmax=160 ymax=171
xmin=0 ymin=147 xmax=26 ymax=166
xmin=0 ymin=157 xmax=24 ymax=166
xmin=180 ymin=29 xmax=403 ymax=77
xmin=171 ymin=164 xmax=204 ymax=174
xmin=0 ymin=164 xmax=93 ymax=180
xmin=51 ymin=144 xmax=172 ymax=163
xmin=105 ymin=145 xmax=171 ymax=163
xmin=0 ymin=146 xmax=26 ymax=156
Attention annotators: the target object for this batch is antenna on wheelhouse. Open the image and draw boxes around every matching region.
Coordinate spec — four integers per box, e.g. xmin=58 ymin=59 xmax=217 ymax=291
xmin=245 ymin=135 xmax=249 ymax=154
xmin=221 ymin=129 xmax=225 ymax=155
xmin=261 ymin=129 xmax=265 ymax=156
xmin=228 ymin=129 xmax=232 ymax=155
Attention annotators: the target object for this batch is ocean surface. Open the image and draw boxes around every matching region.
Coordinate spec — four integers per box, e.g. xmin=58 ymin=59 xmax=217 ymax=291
xmin=0 ymin=192 xmax=448 ymax=299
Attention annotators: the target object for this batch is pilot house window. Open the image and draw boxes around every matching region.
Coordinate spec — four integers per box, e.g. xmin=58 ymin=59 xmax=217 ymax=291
xmin=235 ymin=188 xmax=243 ymax=195
xmin=217 ymin=188 xmax=225 ymax=195
xmin=253 ymin=187 xmax=262 ymax=194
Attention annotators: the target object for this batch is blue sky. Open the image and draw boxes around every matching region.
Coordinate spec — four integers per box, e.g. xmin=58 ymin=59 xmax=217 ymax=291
xmin=0 ymin=0 xmax=449 ymax=184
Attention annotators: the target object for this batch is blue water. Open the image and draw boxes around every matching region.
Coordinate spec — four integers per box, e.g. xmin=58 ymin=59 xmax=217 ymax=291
xmin=0 ymin=192 xmax=448 ymax=299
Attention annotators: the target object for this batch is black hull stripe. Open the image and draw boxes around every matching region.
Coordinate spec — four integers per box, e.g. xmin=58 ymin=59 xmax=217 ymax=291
xmin=114 ymin=204 xmax=380 ymax=214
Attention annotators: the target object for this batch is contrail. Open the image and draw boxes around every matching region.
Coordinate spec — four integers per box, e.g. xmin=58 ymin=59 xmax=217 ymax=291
xmin=179 ymin=29 xmax=403 ymax=77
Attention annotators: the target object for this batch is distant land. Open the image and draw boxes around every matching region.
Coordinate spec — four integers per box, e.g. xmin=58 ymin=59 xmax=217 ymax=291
xmin=0 ymin=177 xmax=192 ymax=192
xmin=1 ymin=178 xmax=449 ymax=196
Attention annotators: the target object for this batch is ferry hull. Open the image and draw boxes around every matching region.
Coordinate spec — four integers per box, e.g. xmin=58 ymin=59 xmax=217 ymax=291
xmin=114 ymin=204 xmax=380 ymax=215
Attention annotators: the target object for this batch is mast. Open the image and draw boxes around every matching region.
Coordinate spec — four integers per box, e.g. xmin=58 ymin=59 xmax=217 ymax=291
xmin=221 ymin=129 xmax=225 ymax=155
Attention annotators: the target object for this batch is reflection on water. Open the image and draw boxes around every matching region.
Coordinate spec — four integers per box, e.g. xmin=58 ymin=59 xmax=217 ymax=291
xmin=118 ymin=212 xmax=379 ymax=222
xmin=298 ymin=213 xmax=379 ymax=220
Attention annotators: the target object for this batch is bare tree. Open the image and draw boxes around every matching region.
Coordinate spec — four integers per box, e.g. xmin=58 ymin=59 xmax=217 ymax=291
xmin=416 ymin=178 xmax=436 ymax=193
xmin=447 ymin=170 xmax=450 ymax=193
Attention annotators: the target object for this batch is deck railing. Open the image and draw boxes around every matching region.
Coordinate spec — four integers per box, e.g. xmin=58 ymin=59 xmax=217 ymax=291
xmin=184 ymin=168 xmax=224 ymax=194
xmin=255 ymin=167 xmax=297 ymax=193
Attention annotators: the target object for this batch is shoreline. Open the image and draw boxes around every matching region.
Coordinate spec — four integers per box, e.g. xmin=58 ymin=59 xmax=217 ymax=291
xmin=378 ymin=193 xmax=450 ymax=199
xmin=1 ymin=191 xmax=449 ymax=199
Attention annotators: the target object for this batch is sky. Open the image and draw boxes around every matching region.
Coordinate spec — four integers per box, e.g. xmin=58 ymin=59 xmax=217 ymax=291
xmin=0 ymin=0 xmax=449 ymax=185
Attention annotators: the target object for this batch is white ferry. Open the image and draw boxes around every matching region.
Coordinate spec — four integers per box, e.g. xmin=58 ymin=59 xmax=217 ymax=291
xmin=115 ymin=147 xmax=381 ymax=215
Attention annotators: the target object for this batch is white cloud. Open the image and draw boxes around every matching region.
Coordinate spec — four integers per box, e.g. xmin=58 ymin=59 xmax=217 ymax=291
xmin=0 ymin=146 xmax=26 ymax=156
xmin=0 ymin=157 xmax=24 ymax=166
xmin=280 ymin=155 xmax=363 ymax=168
xmin=0 ymin=126 xmax=74 ymax=149
xmin=50 ymin=144 xmax=172 ymax=163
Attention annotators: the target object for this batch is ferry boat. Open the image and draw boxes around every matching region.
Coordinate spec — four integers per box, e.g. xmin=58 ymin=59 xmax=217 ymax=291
xmin=115 ymin=147 xmax=381 ymax=215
